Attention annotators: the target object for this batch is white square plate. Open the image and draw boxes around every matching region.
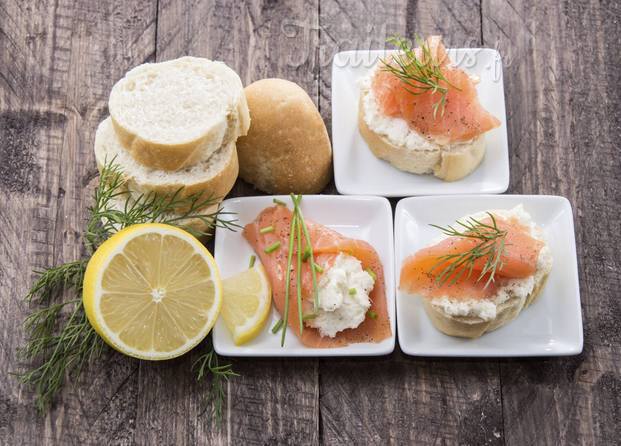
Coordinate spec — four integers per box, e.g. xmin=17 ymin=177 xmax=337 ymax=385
xmin=213 ymin=195 xmax=396 ymax=356
xmin=395 ymin=195 xmax=583 ymax=357
xmin=332 ymin=48 xmax=509 ymax=197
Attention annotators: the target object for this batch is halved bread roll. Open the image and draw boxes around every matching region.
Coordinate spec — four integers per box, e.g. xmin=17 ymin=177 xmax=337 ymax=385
xmin=94 ymin=117 xmax=238 ymax=208
xmin=109 ymin=57 xmax=250 ymax=171
xmin=358 ymin=85 xmax=485 ymax=182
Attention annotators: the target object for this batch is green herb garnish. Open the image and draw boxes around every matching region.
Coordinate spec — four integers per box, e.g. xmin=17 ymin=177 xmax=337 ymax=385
xmin=260 ymin=225 xmax=274 ymax=234
xmin=382 ymin=35 xmax=458 ymax=118
xmin=349 ymin=288 xmax=357 ymax=295
xmin=429 ymin=212 xmax=508 ymax=288
xmin=264 ymin=241 xmax=281 ymax=254
xmin=248 ymin=255 xmax=256 ymax=268
xmin=193 ymin=340 xmax=238 ymax=423
xmin=16 ymin=159 xmax=238 ymax=419
xmin=271 ymin=319 xmax=284 ymax=334
xmin=365 ymin=268 xmax=377 ymax=281
xmin=273 ymin=198 xmax=287 ymax=206
xmin=313 ymin=263 xmax=324 ymax=274
xmin=367 ymin=310 xmax=378 ymax=320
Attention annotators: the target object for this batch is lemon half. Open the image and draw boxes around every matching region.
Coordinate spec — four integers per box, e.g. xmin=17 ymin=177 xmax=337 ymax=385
xmin=83 ymin=223 xmax=222 ymax=360
xmin=221 ymin=264 xmax=272 ymax=345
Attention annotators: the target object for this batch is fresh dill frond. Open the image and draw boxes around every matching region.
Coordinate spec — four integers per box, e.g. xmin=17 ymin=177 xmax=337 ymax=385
xmin=26 ymin=260 xmax=87 ymax=304
xmin=429 ymin=212 xmax=508 ymax=288
xmin=193 ymin=342 xmax=238 ymax=424
xmin=382 ymin=35 xmax=458 ymax=117
xmin=18 ymin=159 xmax=238 ymax=413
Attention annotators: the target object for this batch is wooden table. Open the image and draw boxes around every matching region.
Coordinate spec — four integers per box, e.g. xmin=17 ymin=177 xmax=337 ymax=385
xmin=1 ymin=1 xmax=619 ymax=444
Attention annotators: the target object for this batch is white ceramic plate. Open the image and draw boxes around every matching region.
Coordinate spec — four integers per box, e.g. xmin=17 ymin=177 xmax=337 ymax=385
xmin=331 ymin=48 xmax=509 ymax=197
xmin=395 ymin=195 xmax=583 ymax=357
xmin=213 ymin=195 xmax=396 ymax=356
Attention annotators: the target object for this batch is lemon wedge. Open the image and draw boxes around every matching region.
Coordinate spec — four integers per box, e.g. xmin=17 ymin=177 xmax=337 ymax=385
xmin=83 ymin=223 xmax=222 ymax=360
xmin=221 ymin=264 xmax=272 ymax=345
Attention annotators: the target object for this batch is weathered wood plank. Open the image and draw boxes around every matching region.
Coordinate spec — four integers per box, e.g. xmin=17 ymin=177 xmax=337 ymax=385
xmin=0 ymin=0 xmax=157 ymax=444
xmin=148 ymin=1 xmax=321 ymax=444
xmin=317 ymin=1 xmax=504 ymax=445
xmin=482 ymin=0 xmax=621 ymax=445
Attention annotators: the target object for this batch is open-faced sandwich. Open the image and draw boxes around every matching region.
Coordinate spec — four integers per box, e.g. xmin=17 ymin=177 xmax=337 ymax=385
xmin=243 ymin=197 xmax=391 ymax=347
xmin=359 ymin=36 xmax=500 ymax=181
xmin=400 ymin=205 xmax=552 ymax=338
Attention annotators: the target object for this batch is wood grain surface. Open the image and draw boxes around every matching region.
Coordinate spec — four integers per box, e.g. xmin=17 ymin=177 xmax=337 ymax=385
xmin=1 ymin=0 xmax=619 ymax=445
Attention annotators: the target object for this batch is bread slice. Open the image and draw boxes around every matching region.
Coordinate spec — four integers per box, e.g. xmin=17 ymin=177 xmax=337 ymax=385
xmin=94 ymin=117 xmax=238 ymax=209
xmin=422 ymin=273 xmax=550 ymax=338
xmin=415 ymin=206 xmax=553 ymax=338
xmin=358 ymin=87 xmax=485 ymax=181
xmin=109 ymin=56 xmax=250 ymax=171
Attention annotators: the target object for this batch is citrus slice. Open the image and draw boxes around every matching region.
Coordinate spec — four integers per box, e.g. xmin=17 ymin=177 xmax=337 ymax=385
xmin=221 ymin=264 xmax=272 ymax=345
xmin=83 ymin=223 xmax=222 ymax=360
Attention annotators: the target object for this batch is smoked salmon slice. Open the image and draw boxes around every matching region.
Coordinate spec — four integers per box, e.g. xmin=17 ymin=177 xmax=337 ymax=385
xmin=372 ymin=36 xmax=501 ymax=144
xmin=400 ymin=215 xmax=543 ymax=300
xmin=243 ymin=205 xmax=391 ymax=348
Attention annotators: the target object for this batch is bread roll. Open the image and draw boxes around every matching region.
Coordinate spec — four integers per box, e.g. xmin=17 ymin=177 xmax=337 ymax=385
xmin=94 ymin=118 xmax=238 ymax=208
xmin=109 ymin=57 xmax=250 ymax=171
xmin=236 ymin=79 xmax=332 ymax=194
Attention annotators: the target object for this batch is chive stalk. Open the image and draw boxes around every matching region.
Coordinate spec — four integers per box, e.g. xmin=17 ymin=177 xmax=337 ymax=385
xmin=271 ymin=319 xmax=284 ymax=334
xmin=296 ymin=209 xmax=303 ymax=334
xmin=273 ymin=198 xmax=286 ymax=206
xmin=264 ymin=241 xmax=281 ymax=254
xmin=292 ymin=194 xmax=319 ymax=313
xmin=313 ymin=263 xmax=324 ymax=274
xmin=367 ymin=310 xmax=378 ymax=319
xmin=365 ymin=268 xmax=377 ymax=281
xmin=281 ymin=212 xmax=297 ymax=346
xmin=249 ymin=255 xmax=256 ymax=268
xmin=348 ymin=288 xmax=357 ymax=295
xmin=260 ymin=225 xmax=274 ymax=234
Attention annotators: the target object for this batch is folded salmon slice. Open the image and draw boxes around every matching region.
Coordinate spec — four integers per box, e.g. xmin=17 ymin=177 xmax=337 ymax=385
xmin=400 ymin=215 xmax=543 ymax=300
xmin=243 ymin=205 xmax=391 ymax=347
xmin=372 ymin=36 xmax=501 ymax=144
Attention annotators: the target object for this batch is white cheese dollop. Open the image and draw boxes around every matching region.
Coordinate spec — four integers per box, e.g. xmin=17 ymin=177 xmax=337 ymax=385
xmin=305 ymin=253 xmax=374 ymax=338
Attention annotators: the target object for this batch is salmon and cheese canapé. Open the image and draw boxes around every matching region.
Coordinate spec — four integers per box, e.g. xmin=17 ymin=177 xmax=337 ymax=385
xmin=243 ymin=205 xmax=392 ymax=347
xmin=371 ymin=36 xmax=500 ymax=145
xmin=400 ymin=205 xmax=552 ymax=322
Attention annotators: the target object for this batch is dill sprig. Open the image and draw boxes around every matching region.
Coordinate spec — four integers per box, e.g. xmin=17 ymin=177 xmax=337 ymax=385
xmin=16 ymin=159 xmax=238 ymax=414
xmin=429 ymin=213 xmax=508 ymax=288
xmin=193 ymin=341 xmax=238 ymax=424
xmin=382 ymin=35 xmax=458 ymax=117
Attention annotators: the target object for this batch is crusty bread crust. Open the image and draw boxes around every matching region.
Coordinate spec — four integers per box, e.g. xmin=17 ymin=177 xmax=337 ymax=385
xmin=236 ymin=78 xmax=332 ymax=194
xmin=95 ymin=118 xmax=238 ymax=210
xmin=358 ymin=89 xmax=485 ymax=181
xmin=421 ymin=273 xmax=550 ymax=339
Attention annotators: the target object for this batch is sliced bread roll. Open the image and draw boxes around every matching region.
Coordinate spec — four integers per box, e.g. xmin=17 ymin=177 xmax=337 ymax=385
xmin=94 ymin=117 xmax=238 ymax=209
xmin=109 ymin=56 xmax=250 ymax=171
xmin=358 ymin=86 xmax=485 ymax=182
